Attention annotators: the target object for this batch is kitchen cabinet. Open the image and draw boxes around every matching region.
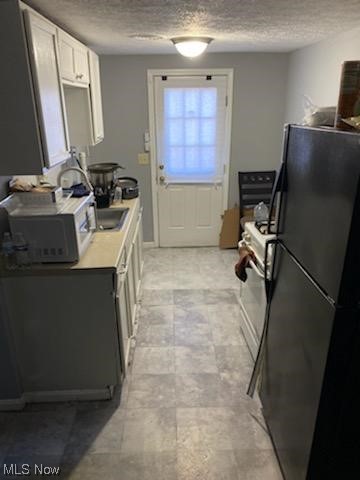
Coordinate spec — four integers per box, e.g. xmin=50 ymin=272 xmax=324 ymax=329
xmin=125 ymin=207 xmax=144 ymax=335
xmin=0 ymin=1 xmax=105 ymax=175
xmin=59 ymin=37 xmax=104 ymax=146
xmin=132 ymin=209 xmax=144 ymax=300
xmin=1 ymin=273 xmax=121 ymax=398
xmin=24 ymin=10 xmax=70 ymax=169
xmin=115 ymin=251 xmax=131 ymax=374
xmin=58 ymin=29 xmax=89 ymax=85
xmin=125 ymin=241 xmax=137 ymax=336
xmin=0 ymin=198 xmax=143 ymax=409
xmin=88 ymin=50 xmax=104 ymax=144
xmin=0 ymin=1 xmax=69 ymax=174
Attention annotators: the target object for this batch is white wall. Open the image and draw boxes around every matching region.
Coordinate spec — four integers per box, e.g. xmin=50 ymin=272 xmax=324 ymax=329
xmin=91 ymin=52 xmax=289 ymax=242
xmin=285 ymin=26 xmax=360 ymax=123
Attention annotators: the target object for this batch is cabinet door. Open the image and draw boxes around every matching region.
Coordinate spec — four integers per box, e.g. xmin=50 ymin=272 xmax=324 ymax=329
xmin=116 ymin=271 xmax=130 ymax=376
xmin=58 ymin=30 xmax=89 ymax=85
xmin=88 ymin=50 xmax=104 ymax=143
xmin=24 ymin=11 xmax=69 ymax=169
xmin=58 ymin=31 xmax=75 ymax=82
xmin=138 ymin=210 xmax=144 ymax=275
xmin=74 ymin=46 xmax=89 ymax=84
xmin=132 ymin=219 xmax=141 ymax=301
xmin=125 ymin=242 xmax=136 ymax=336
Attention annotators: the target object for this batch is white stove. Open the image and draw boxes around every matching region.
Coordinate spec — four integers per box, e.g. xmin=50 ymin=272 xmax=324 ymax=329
xmin=238 ymin=222 xmax=276 ymax=360
xmin=242 ymin=222 xmax=276 ymax=269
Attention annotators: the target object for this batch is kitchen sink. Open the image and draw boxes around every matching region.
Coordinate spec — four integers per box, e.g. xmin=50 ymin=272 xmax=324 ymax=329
xmin=96 ymin=207 xmax=129 ymax=231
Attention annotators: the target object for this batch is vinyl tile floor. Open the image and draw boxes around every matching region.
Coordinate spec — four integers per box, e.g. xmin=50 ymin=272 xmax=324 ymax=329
xmin=0 ymin=247 xmax=283 ymax=479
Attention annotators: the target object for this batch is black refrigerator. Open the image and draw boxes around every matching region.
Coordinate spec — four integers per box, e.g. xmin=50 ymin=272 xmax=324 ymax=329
xmin=259 ymin=125 xmax=360 ymax=479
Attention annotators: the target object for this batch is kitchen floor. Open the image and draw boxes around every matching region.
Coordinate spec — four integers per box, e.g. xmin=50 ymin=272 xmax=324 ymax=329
xmin=0 ymin=247 xmax=282 ymax=480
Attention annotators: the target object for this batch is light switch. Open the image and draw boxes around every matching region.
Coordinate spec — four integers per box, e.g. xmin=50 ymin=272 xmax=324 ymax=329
xmin=138 ymin=153 xmax=149 ymax=165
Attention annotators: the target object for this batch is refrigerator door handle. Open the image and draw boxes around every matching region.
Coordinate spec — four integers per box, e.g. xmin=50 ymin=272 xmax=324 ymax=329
xmin=267 ymin=162 xmax=285 ymax=234
xmin=264 ymin=238 xmax=279 ymax=303
xmin=247 ymin=238 xmax=280 ymax=397
xmin=267 ymin=125 xmax=289 ymax=235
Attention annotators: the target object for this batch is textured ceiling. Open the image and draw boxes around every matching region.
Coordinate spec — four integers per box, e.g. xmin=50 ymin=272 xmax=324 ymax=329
xmin=25 ymin=0 xmax=360 ymax=54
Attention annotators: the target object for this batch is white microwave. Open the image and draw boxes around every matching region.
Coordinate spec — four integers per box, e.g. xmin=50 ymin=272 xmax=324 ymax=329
xmin=8 ymin=194 xmax=96 ymax=263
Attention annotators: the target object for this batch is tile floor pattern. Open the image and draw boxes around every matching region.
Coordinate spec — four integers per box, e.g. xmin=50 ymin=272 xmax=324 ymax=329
xmin=0 ymin=247 xmax=283 ymax=479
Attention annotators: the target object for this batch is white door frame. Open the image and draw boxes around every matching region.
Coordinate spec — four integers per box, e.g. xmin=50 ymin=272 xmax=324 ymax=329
xmin=147 ymin=68 xmax=234 ymax=247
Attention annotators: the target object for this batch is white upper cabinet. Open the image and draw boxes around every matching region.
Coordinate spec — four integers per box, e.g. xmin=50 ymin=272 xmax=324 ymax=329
xmin=0 ymin=1 xmax=104 ymax=175
xmin=58 ymin=30 xmax=89 ymax=85
xmin=24 ymin=11 xmax=69 ymax=169
xmin=88 ymin=50 xmax=104 ymax=143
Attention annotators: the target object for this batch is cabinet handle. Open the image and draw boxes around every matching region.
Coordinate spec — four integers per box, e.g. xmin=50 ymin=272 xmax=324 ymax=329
xmin=117 ymin=262 xmax=128 ymax=275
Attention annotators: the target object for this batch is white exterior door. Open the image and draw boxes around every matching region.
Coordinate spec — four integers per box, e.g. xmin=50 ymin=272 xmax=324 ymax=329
xmin=152 ymin=73 xmax=231 ymax=247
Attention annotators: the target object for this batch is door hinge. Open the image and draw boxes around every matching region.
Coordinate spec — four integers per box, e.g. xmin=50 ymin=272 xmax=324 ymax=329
xmin=225 ymin=95 xmax=228 ymax=107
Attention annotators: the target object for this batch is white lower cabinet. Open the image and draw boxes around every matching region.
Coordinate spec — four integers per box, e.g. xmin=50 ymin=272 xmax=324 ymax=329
xmin=125 ymin=242 xmax=137 ymax=336
xmin=132 ymin=211 xmax=143 ymax=299
xmin=127 ymin=208 xmax=144 ymax=333
xmin=115 ymin=254 xmax=131 ymax=375
xmin=0 ymin=201 xmax=143 ymax=409
xmin=2 ymin=273 xmax=121 ymax=395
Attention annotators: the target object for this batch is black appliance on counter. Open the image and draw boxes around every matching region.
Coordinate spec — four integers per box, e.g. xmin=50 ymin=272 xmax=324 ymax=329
xmin=87 ymin=163 xmax=139 ymax=207
xmin=116 ymin=177 xmax=139 ymax=200
xmin=250 ymin=125 xmax=360 ymax=479
xmin=88 ymin=162 xmax=124 ymax=208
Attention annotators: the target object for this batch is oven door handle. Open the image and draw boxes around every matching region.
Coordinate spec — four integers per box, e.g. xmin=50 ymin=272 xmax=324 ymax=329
xmin=248 ymin=259 xmax=264 ymax=279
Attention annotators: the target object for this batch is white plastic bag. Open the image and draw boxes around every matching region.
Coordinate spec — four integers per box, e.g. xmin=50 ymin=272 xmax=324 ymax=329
xmin=302 ymin=96 xmax=336 ymax=127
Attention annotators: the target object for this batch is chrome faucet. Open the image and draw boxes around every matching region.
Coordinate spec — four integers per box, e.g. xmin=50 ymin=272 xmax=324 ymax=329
xmin=57 ymin=167 xmax=93 ymax=192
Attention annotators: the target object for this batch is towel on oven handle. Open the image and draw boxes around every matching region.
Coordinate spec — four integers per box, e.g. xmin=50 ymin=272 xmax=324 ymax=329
xmin=235 ymin=244 xmax=256 ymax=282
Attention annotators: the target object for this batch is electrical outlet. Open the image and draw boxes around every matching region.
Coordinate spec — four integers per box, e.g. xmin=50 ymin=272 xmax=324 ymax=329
xmin=138 ymin=153 xmax=149 ymax=165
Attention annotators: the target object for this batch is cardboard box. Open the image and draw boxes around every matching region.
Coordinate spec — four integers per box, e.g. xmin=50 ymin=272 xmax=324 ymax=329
xmin=219 ymin=207 xmax=240 ymax=249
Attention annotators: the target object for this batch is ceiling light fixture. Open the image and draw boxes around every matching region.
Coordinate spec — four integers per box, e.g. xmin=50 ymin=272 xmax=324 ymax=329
xmin=171 ymin=36 xmax=213 ymax=58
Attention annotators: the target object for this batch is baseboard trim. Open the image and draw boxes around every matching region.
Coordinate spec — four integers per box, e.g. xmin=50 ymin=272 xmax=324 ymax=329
xmin=143 ymin=241 xmax=156 ymax=248
xmin=0 ymin=387 xmax=114 ymax=411
xmin=0 ymin=397 xmax=26 ymax=411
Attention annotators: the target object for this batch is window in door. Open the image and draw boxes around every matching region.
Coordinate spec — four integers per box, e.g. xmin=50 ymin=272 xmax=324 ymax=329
xmin=154 ymin=75 xmax=228 ymax=184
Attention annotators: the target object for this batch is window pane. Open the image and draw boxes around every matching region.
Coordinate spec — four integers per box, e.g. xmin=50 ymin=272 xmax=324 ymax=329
xmin=167 ymin=146 xmax=184 ymax=173
xmin=201 ymin=88 xmax=217 ymax=117
xmin=201 ymin=146 xmax=216 ymax=173
xmin=184 ymin=118 xmax=199 ymax=146
xmin=200 ymin=119 xmax=216 ymax=146
xmin=184 ymin=146 xmax=200 ymax=172
xmin=167 ymin=118 xmax=183 ymax=146
xmin=184 ymin=89 xmax=200 ymax=118
xmin=165 ymin=89 xmax=183 ymax=117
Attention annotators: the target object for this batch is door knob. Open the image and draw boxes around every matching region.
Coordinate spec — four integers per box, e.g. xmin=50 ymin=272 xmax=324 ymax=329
xmin=159 ymin=175 xmax=166 ymax=183
xmin=159 ymin=165 xmax=164 ymax=170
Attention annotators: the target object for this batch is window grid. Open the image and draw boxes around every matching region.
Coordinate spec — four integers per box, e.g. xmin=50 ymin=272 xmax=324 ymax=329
xmin=163 ymin=87 xmax=218 ymax=179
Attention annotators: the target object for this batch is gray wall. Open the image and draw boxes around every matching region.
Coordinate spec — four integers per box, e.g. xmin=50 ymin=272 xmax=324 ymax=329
xmin=285 ymin=25 xmax=360 ymax=123
xmin=91 ymin=53 xmax=289 ymax=242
